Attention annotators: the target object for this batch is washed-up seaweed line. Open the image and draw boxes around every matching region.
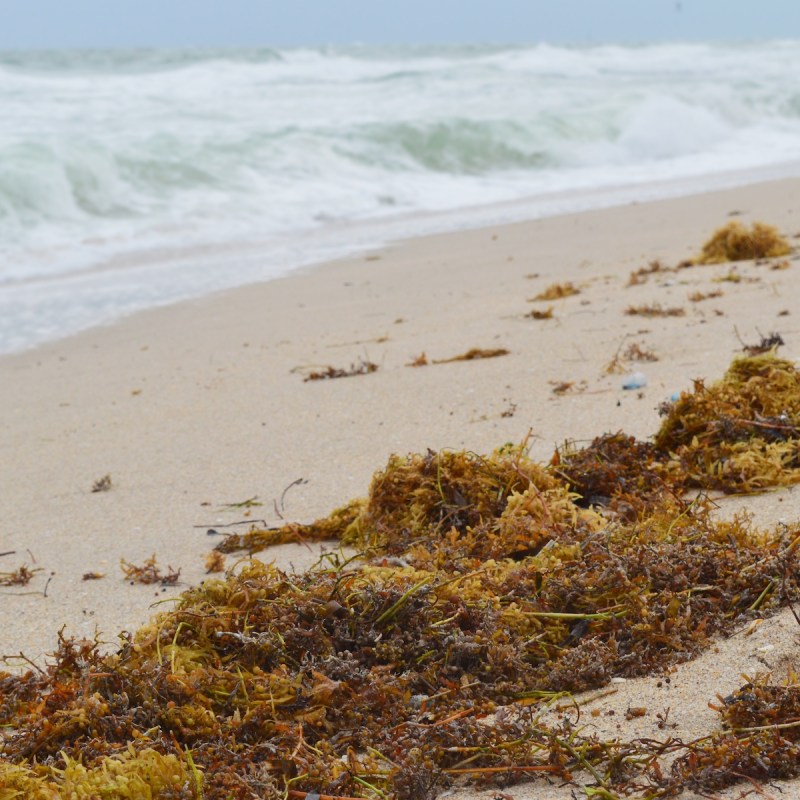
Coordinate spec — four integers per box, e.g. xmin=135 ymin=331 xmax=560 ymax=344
xmin=4 ymin=353 xmax=800 ymax=799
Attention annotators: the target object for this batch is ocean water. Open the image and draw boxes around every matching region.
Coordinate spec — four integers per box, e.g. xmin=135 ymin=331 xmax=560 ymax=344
xmin=2 ymin=41 xmax=800 ymax=353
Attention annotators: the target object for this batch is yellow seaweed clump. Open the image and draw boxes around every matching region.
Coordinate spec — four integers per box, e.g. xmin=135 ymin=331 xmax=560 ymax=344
xmin=697 ymin=220 xmax=791 ymax=264
xmin=0 ymin=748 xmax=201 ymax=800
xmin=655 ymin=353 xmax=800 ymax=491
xmin=531 ymin=281 xmax=580 ymax=301
xmin=346 ymin=447 xmax=559 ymax=546
xmin=216 ymin=446 xmax=599 ymax=565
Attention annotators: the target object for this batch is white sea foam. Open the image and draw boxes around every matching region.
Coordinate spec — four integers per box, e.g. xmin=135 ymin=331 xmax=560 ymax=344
xmin=2 ymin=41 xmax=800 ymax=352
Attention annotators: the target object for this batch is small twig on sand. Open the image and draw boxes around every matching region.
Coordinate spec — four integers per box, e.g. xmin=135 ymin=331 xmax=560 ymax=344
xmin=280 ymin=478 xmax=308 ymax=513
xmin=194 ymin=520 xmax=269 ymax=530
xmin=275 ymin=477 xmax=308 ymax=519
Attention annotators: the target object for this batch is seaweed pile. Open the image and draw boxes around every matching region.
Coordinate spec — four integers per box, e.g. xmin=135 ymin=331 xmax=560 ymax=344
xmin=695 ymin=221 xmax=791 ymax=264
xmin=669 ymin=674 xmax=800 ymax=793
xmin=655 ymin=353 xmax=800 ymax=492
xmin=4 ymin=354 xmax=800 ymax=799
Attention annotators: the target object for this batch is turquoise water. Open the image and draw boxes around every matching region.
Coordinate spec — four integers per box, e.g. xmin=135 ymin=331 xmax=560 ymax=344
xmin=2 ymin=42 xmax=800 ymax=352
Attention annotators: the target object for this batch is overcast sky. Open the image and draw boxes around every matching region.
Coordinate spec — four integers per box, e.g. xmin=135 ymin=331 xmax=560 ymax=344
xmin=1 ymin=0 xmax=799 ymax=50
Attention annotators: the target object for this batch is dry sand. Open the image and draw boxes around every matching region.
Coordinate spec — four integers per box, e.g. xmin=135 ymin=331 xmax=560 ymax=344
xmin=2 ymin=177 xmax=800 ymax=797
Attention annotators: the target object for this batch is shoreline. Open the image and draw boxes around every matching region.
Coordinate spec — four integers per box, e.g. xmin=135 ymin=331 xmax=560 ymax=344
xmin=2 ymin=175 xmax=800 ymax=664
xmin=5 ymin=161 xmax=800 ymax=358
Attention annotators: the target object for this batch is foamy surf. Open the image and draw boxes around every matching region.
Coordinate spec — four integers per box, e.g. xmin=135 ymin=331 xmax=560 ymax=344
xmin=2 ymin=41 xmax=800 ymax=352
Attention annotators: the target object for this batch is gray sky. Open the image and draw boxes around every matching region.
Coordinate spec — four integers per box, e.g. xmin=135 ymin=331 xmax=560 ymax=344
xmin=1 ymin=0 xmax=798 ymax=50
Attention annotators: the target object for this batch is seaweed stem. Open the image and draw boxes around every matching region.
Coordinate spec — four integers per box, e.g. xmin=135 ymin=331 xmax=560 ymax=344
xmin=352 ymin=775 xmax=389 ymax=798
xmin=442 ymin=765 xmax=562 ymax=775
xmin=553 ymin=734 xmax=606 ymax=786
xmin=748 ymin=579 xmax=777 ymax=612
xmin=288 ymin=793 xmax=365 ymax=800
xmin=525 ymin=609 xmax=627 ymax=620
xmin=732 ymin=720 xmax=800 ymax=734
xmin=374 ymin=578 xmax=431 ymax=624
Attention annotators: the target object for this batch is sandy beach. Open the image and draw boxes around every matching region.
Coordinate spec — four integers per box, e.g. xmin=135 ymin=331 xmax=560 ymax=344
xmin=3 ymin=177 xmax=800 ymax=797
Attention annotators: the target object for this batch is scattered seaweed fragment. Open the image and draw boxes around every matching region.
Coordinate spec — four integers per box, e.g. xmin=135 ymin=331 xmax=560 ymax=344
xmin=603 ymin=352 xmax=627 ymax=375
xmin=697 ymin=221 xmax=792 ymax=264
xmin=219 ymin=495 xmax=262 ymax=511
xmin=500 ymin=399 xmax=518 ymax=417
xmin=688 ymin=289 xmax=723 ymax=302
xmin=530 ymin=281 xmax=579 ymax=301
xmin=549 ymin=379 xmax=587 ymax=396
xmin=120 ymin=554 xmax=181 ymax=586
xmin=8 ymin=354 xmax=800 ymax=799
xmin=203 ymin=551 xmax=225 ymax=573
xmin=739 ymin=331 xmax=784 ymax=356
xmin=0 ymin=564 xmax=40 ymax=587
xmin=625 ymin=303 xmax=686 ymax=318
xmin=91 ymin=474 xmax=112 ymax=493
xmin=525 ymin=306 xmax=554 ymax=320
xmin=712 ymin=267 xmax=743 ymax=283
xmin=604 ymin=340 xmax=658 ymax=374
xmin=432 ymin=348 xmax=509 ymax=363
xmin=624 ymin=342 xmax=658 ymax=362
xmin=626 ymin=259 xmax=673 ymax=287
xmin=406 ymin=352 xmax=429 ymax=367
xmin=302 ymin=359 xmax=379 ymax=381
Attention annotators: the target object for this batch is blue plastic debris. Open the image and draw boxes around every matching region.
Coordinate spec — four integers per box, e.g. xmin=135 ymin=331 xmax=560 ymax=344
xmin=622 ymin=371 xmax=647 ymax=390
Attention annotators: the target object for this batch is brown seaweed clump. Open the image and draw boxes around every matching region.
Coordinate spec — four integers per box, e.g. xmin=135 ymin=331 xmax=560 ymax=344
xmin=655 ymin=352 xmax=800 ymax=491
xmin=553 ymin=432 xmax=673 ymax=519
xmin=5 ymin=487 xmax=800 ymax=799
xmin=7 ymin=354 xmax=800 ymax=798
xmin=697 ymin=221 xmax=791 ymax=264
